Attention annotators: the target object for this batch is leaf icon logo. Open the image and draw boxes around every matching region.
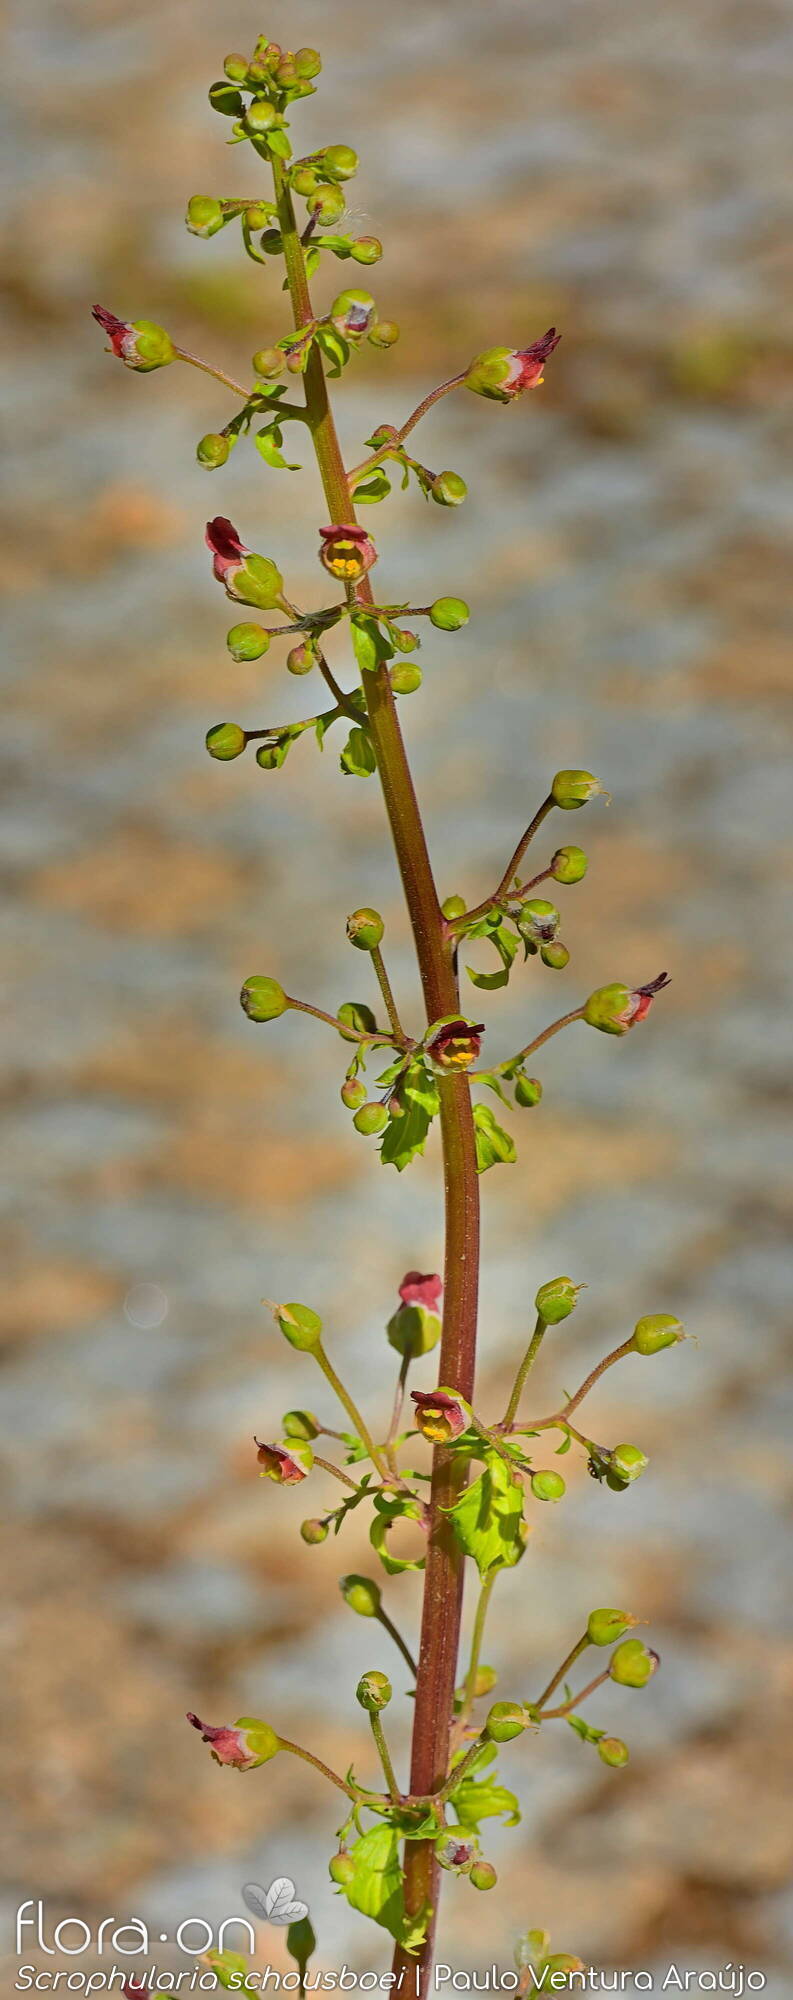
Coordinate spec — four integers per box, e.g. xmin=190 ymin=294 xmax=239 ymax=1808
xmin=242 ymin=1879 xmax=310 ymax=1926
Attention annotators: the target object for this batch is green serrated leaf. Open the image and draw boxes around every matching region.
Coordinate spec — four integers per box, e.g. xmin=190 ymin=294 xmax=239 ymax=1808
xmin=448 ymin=1741 xmax=521 ymax=1831
xmin=340 ymin=725 xmax=377 ymax=777
xmin=304 ymin=245 xmax=321 ymax=279
xmin=475 ymin=1070 xmax=512 ymax=1107
xmin=472 ymin=1102 xmax=517 ymax=1173
xmin=267 ymin=127 xmax=292 ymax=160
xmin=444 ymin=1449 xmax=528 ymax=1578
xmin=379 ymin=1088 xmax=437 ymax=1172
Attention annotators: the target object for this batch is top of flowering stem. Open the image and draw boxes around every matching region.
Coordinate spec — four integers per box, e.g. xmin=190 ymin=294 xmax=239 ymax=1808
xmin=425 ymin=1016 xmax=484 ymax=1071
xmin=318 ymin=523 xmax=378 ymax=581
xmin=399 ymin=1270 xmax=443 ymax=1312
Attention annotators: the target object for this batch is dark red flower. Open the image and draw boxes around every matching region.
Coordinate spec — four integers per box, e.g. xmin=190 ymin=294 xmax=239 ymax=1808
xmin=411 ymin=1386 xmax=471 ymax=1443
xmin=318 ymin=523 xmax=378 ymax=581
xmin=426 ymin=1017 xmax=484 ymax=1071
xmin=205 ymin=515 xmax=249 ymax=581
xmin=254 ymin=1436 xmax=312 ymax=1484
xmin=399 ymin=1271 xmax=443 ymax=1312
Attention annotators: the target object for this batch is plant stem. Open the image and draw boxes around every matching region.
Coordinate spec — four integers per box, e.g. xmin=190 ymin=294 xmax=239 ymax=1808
xmin=496 ymin=1006 xmax=585 ymax=1075
xmin=312 ymin=1453 xmax=361 ymax=1493
xmin=558 ymin=1336 xmax=636 ymax=1419
xmin=377 ymin=1605 xmax=418 ymax=1680
xmin=533 ymin=1633 xmax=589 ymax=1711
xmin=501 ymin=1314 xmax=546 ymax=1428
xmin=313 ymin=1343 xmax=390 ymax=1479
xmin=539 ymin=1670 xmax=610 ymax=1720
xmin=453 ymin=796 xmax=555 ymax=929
xmin=173 ymin=344 xmax=252 ymax=399
xmin=370 ymin=944 xmax=406 ymax=1041
xmin=278 ymin=1736 xmax=380 ymax=1801
xmin=272 ymin=156 xmax=481 ymax=1995
xmin=461 ymin=1571 xmax=497 ymax=1722
xmin=370 ymin=1710 xmax=401 ymax=1802
xmin=286 ymin=995 xmax=397 ymax=1047
xmin=347 ymin=373 xmax=467 ymax=482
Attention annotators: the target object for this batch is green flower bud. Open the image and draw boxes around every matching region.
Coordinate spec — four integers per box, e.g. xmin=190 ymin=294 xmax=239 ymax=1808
xmin=272 ymin=1302 xmax=323 ymax=1351
xmin=275 ymin=56 xmax=297 ymax=87
xmin=386 ymin=1303 xmax=441 ymax=1359
xmin=197 ymin=432 xmax=231 ymax=469
xmin=368 ymin=320 xmax=400 ymax=349
xmin=223 ymin=54 xmax=249 ymax=82
xmin=206 ymin=722 xmax=246 ymax=761
xmin=323 ymin=144 xmax=359 ymax=180
xmin=256 ymin=743 xmax=283 ymax=770
xmin=291 ymin=166 xmax=320 ymax=197
xmin=294 ymin=48 xmax=323 ymax=79
xmin=486 ymin=1701 xmax=528 ymax=1743
xmin=390 ymin=660 xmax=423 ymax=694
xmin=429 ymin=597 xmax=470 ymax=631
xmin=339 ymin=1574 xmax=381 ymax=1617
xmin=353 ymin=1101 xmax=388 ymax=1136
xmin=609 ymin=1639 xmax=659 ymax=1689
xmin=244 ymin=204 xmax=275 ymax=230
xmin=226 ymin=621 xmax=271 ymax=662
xmin=341 ymin=1076 xmax=367 ymax=1110
xmin=356 ymin=1669 xmax=392 ymax=1712
xmin=598 ymin=1736 xmax=629 ymax=1768
xmin=587 ymin=1608 xmax=637 ymax=1648
xmin=583 ymin=982 xmax=633 ymax=1035
xmin=531 ymin=1469 xmax=566 ymax=1502
xmin=514 ymin=1932 xmax=550 ymax=1973
xmin=337 ymin=1001 xmax=378 ymax=1043
xmin=186 ymin=195 xmax=226 ymax=237
xmin=209 ymin=80 xmax=244 ymax=117
xmin=551 ymin=769 xmax=604 ymax=810
xmin=431 ymin=470 xmax=468 ymax=507
xmin=514 ymin=1073 xmax=543 ymax=1108
xmin=551 ymin=845 xmax=588 ymax=884
xmin=534 ymin=1955 xmax=586 ymax=1991
xmin=252 ymin=347 xmax=285 ymax=378
xmin=609 ymin=1444 xmax=648 ymax=1485
xmin=350 ymin=236 xmax=383 ymax=265
xmin=442 ymin=894 xmax=467 ymax=920
xmin=329 ymin=1851 xmax=355 ymax=1886
xmin=346 ymin=907 xmax=384 ymax=951
xmin=240 ymin=975 xmax=289 ymax=1021
xmin=632 ymin=1312 xmax=685 ymax=1355
xmin=535 ymin=1276 xmax=582 ymax=1325
xmin=331 ymin=288 xmax=376 ymax=336
xmin=518 ymin=898 xmax=560 ymax=946
xmin=244 ymin=101 xmax=279 ymax=135
xmin=283 ymin=1409 xmax=320 ymax=1441
xmin=541 ymin=941 xmax=570 ymax=971
xmin=472 ymin=1666 xmax=498 ymax=1699
xmin=308 ymin=186 xmax=346 ymax=227
xmin=300 ymin=1517 xmax=329 ymax=1545
xmin=286 ymin=640 xmax=318 ymax=676
xmin=469 ymin=1861 xmax=497 ymax=1891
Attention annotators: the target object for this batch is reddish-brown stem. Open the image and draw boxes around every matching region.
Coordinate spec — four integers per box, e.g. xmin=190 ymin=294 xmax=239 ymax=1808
xmin=539 ymin=1669 xmax=610 ymax=1720
xmin=272 ymin=160 xmax=481 ymax=1992
xmin=452 ymin=795 xmax=555 ymax=929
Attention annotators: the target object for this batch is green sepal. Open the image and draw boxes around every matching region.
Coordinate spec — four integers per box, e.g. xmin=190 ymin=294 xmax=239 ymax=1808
xmin=474 ymin=1070 xmax=512 ymax=1108
xmin=370 ymin=1491 xmax=426 ymax=1575
xmin=340 ymin=726 xmax=377 ymax=777
xmin=446 ymin=1740 xmax=521 ymax=1831
xmin=444 ymin=1449 xmax=527 ymax=1578
xmin=473 ymin=1103 xmax=517 ymax=1173
xmin=566 ymin=1710 xmax=605 ymax=1747
xmin=266 ymin=126 xmax=293 ymax=160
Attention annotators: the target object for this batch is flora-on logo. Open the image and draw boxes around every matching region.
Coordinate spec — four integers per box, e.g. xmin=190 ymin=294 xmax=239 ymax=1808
xmin=242 ymin=1879 xmax=309 ymax=1926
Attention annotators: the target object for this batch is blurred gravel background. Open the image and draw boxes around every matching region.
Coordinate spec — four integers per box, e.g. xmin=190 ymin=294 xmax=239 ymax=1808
xmin=2 ymin=0 xmax=793 ymax=1990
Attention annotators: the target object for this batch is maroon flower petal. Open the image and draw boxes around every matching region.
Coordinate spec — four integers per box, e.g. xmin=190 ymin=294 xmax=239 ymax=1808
xmin=399 ymin=1270 xmax=443 ymax=1312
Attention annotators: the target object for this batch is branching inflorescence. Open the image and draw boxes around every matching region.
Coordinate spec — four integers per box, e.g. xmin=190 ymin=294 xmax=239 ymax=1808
xmin=93 ymin=32 xmax=685 ymax=1998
